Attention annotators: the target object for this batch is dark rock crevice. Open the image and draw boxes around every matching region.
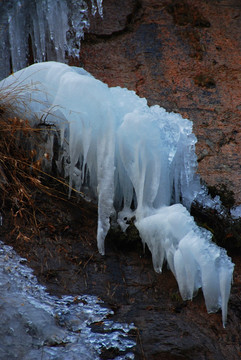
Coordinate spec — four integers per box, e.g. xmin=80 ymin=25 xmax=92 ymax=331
xmin=165 ymin=1 xmax=211 ymax=28
xmin=84 ymin=0 xmax=143 ymax=43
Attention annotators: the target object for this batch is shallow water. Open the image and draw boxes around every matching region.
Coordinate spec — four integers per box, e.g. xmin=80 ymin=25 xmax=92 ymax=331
xmin=0 ymin=241 xmax=135 ymax=360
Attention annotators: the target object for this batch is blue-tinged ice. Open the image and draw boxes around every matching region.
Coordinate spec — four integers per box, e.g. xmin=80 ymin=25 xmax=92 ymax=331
xmin=0 ymin=241 xmax=135 ymax=359
xmin=230 ymin=204 xmax=241 ymax=219
xmin=0 ymin=62 xmax=234 ymax=326
xmin=0 ymin=0 xmax=103 ymax=80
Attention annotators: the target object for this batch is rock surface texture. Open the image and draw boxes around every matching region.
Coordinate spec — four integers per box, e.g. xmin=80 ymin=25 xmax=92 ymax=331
xmin=78 ymin=0 xmax=241 ymax=205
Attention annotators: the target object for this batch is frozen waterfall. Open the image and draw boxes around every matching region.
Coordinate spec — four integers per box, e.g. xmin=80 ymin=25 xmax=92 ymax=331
xmin=0 ymin=62 xmax=234 ymax=327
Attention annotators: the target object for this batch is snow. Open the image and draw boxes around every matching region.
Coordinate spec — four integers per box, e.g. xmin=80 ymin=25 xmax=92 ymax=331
xmin=0 ymin=61 xmax=234 ymax=327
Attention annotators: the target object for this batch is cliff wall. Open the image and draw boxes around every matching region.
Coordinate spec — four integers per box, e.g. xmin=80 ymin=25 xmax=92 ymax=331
xmin=77 ymin=0 xmax=241 ymax=205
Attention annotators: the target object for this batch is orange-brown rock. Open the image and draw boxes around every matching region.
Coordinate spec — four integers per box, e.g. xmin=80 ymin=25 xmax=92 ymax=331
xmin=76 ymin=0 xmax=241 ymax=205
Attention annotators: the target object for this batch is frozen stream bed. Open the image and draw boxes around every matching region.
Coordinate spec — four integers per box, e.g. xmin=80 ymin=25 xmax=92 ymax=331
xmin=0 ymin=241 xmax=135 ymax=360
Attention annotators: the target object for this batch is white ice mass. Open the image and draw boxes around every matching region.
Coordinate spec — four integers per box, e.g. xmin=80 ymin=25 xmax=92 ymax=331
xmin=0 ymin=61 xmax=234 ymax=327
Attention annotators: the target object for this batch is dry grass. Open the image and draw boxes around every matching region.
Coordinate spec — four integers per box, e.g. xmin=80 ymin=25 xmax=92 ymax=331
xmin=0 ymin=88 xmax=84 ymax=243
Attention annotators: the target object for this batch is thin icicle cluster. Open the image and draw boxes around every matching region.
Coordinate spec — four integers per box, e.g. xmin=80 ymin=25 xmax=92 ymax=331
xmin=0 ymin=0 xmax=103 ymax=80
xmin=0 ymin=62 xmax=234 ymax=326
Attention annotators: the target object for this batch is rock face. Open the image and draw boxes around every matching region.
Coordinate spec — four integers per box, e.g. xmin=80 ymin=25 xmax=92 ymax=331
xmin=77 ymin=0 xmax=241 ymax=205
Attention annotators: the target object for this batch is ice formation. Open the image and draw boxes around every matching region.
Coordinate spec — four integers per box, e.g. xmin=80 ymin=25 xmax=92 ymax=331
xmin=0 ymin=62 xmax=234 ymax=326
xmin=0 ymin=241 xmax=135 ymax=359
xmin=0 ymin=0 xmax=103 ymax=80
xmin=231 ymin=205 xmax=241 ymax=219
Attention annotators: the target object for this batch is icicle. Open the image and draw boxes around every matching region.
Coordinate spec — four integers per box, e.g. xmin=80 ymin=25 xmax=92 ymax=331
xmin=0 ymin=0 xmax=103 ymax=80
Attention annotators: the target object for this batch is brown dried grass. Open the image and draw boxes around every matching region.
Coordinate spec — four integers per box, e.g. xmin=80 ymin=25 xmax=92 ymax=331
xmin=0 ymin=88 xmax=83 ymax=243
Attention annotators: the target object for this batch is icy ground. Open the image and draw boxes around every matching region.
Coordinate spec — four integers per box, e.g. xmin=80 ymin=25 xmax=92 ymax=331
xmin=0 ymin=241 xmax=135 ymax=360
xmin=0 ymin=62 xmax=234 ymax=327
